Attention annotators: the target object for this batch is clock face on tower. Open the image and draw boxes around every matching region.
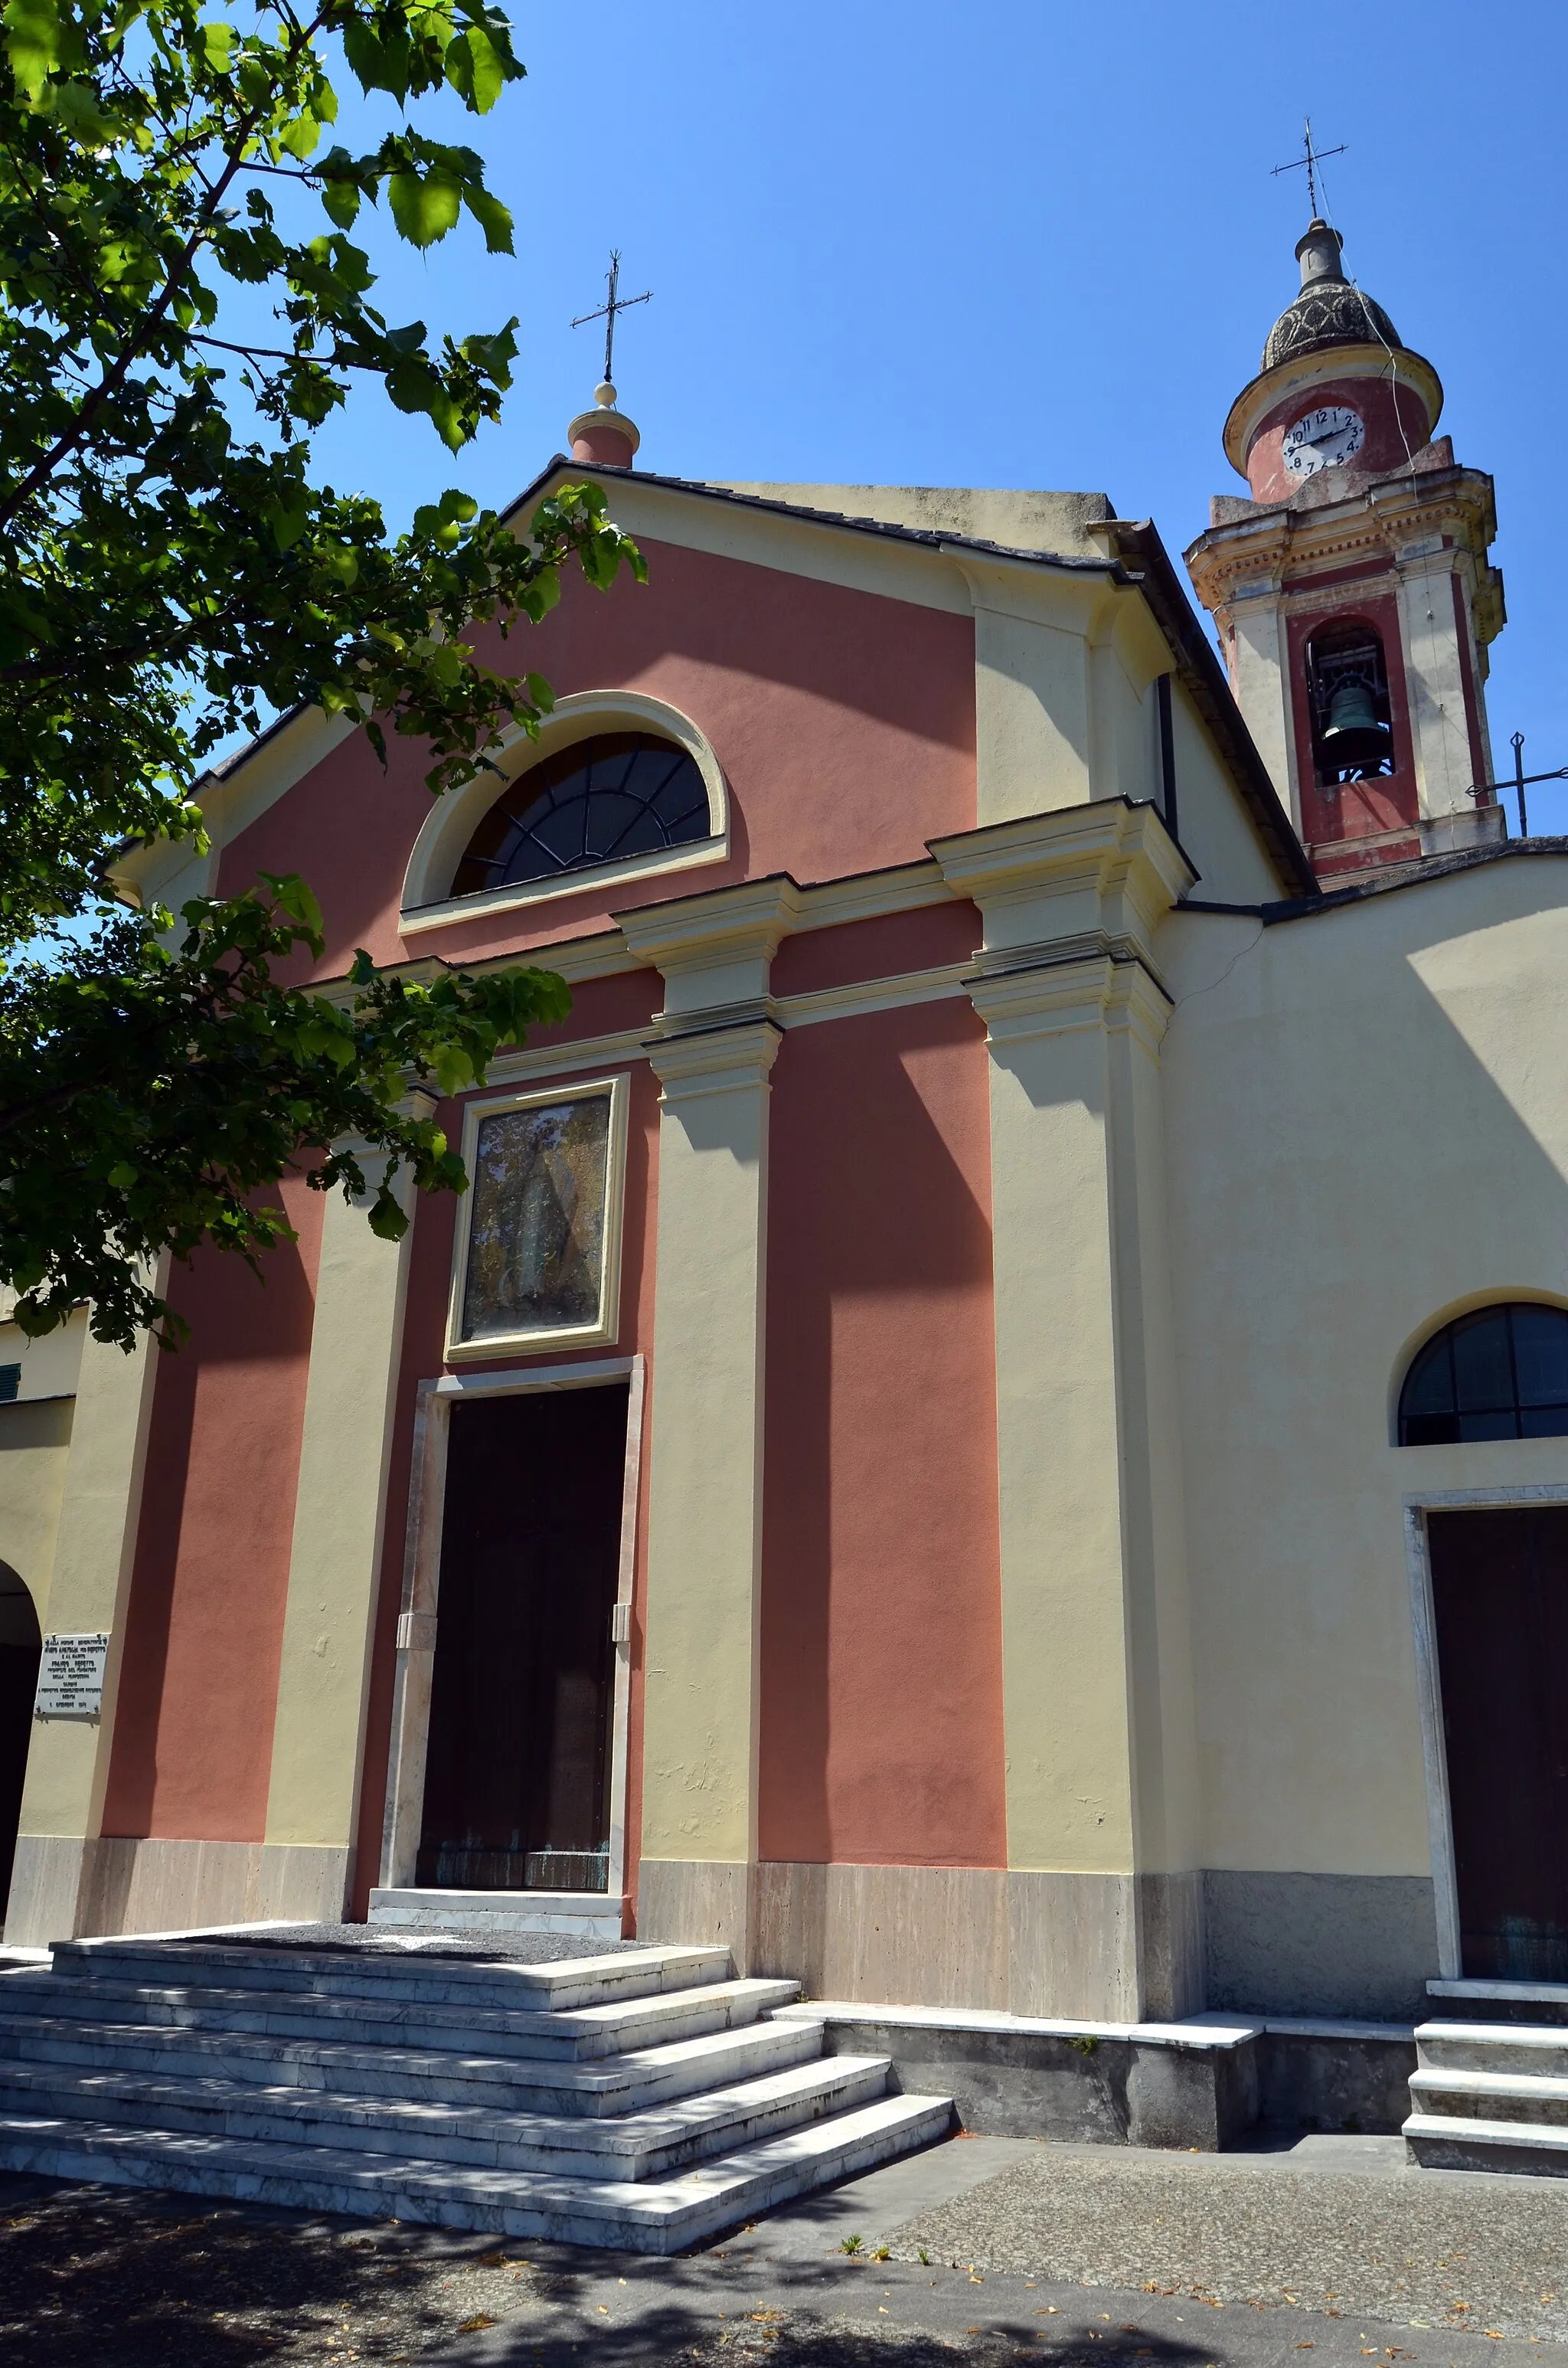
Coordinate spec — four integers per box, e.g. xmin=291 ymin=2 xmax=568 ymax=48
xmin=1282 ymin=404 xmax=1366 ymax=478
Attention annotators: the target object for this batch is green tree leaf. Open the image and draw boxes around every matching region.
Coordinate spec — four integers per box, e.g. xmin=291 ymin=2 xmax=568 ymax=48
xmin=387 ymin=165 xmax=462 ymax=247
xmin=1 ymin=0 xmax=58 ymax=105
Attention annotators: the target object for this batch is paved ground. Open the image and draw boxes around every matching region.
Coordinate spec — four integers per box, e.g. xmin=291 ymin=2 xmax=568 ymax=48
xmin=2 ymin=2132 xmax=1564 ymax=2366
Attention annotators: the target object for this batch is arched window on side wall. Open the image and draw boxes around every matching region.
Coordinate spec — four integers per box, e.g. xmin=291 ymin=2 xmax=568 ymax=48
xmin=452 ymin=732 xmax=711 ymax=898
xmin=1307 ymin=623 xmax=1395 ymax=789
xmin=1399 ymin=1304 xmax=1568 ymax=1444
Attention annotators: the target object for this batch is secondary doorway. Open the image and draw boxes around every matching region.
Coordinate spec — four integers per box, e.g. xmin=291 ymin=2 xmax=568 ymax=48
xmin=415 ymin=1380 xmax=631 ymax=1894
xmin=1427 ymin=1505 xmax=1568 ymax=1982
xmin=0 ymin=1564 xmax=41 ymax=1923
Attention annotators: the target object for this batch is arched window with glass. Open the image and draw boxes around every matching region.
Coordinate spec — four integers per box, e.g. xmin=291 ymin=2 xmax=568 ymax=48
xmin=1398 ymin=1303 xmax=1568 ymax=1444
xmin=451 ymin=731 xmax=712 ymax=898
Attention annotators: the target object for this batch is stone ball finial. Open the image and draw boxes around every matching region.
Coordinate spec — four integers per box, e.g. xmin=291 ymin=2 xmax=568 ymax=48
xmin=595 ymin=381 xmax=618 ymax=409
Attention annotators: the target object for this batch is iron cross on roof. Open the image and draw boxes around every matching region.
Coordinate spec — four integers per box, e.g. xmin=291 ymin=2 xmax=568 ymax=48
xmin=571 ymin=250 xmax=651 ymax=387
xmin=1270 ymin=116 xmax=1348 ymax=220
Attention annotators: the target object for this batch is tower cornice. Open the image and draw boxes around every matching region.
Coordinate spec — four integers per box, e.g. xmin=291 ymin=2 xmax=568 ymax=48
xmin=1185 ymin=465 xmax=1501 ymax=639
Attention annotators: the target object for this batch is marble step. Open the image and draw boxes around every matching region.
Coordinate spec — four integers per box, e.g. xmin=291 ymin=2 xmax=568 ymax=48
xmin=1416 ymin=2020 xmax=1568 ymax=2077
xmin=0 ymin=1972 xmax=798 ymax=2063
xmin=368 ymin=1889 xmax=622 ymax=1942
xmin=0 ymin=2051 xmax=893 ymax=2179
xmin=0 ymin=2007 xmax=825 ymax=2115
xmin=1403 ymin=2110 xmax=1568 ymax=2177
xmin=1426 ymin=1978 xmax=1568 ymax=2027
xmin=47 ymin=1939 xmax=729 ymax=2015
xmin=0 ymin=2092 xmax=953 ymax=2250
xmin=1408 ymin=2064 xmax=1568 ymax=2128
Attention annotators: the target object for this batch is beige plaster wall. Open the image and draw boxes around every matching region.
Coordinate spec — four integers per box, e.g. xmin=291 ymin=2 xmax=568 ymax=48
xmin=0 ymin=1398 xmax=74 ymax=1630
xmin=0 ymin=1309 xmax=87 ymax=1408
xmin=0 ymin=1309 xmax=86 ymax=1626
xmin=1160 ymin=855 xmax=1568 ymax=1880
xmin=1165 ymin=679 xmax=1282 ymax=908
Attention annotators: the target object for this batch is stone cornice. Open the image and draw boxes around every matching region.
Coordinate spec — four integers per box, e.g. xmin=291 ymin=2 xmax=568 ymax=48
xmin=642 ymin=1015 xmax=782 ymax=1096
xmin=965 ymin=948 xmax=1171 ymax=1060
xmin=615 ymin=873 xmax=805 ymax=1021
xmin=1185 ymin=465 xmax=1500 ymax=627
xmin=929 ymin=800 xmax=1194 ymax=967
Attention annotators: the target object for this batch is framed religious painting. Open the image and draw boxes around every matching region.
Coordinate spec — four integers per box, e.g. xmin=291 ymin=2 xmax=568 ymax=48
xmin=446 ymin=1074 xmax=630 ymax=1360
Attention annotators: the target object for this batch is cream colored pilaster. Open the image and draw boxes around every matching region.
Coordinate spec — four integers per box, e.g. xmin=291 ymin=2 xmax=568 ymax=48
xmin=1394 ymin=551 xmax=1479 ymax=823
xmin=262 ymin=1120 xmax=425 ymax=1916
xmin=933 ymin=801 xmax=1202 ymax=2020
xmin=1226 ymin=584 xmax=1299 ymax=826
xmin=6 ymin=1290 xmax=164 ymax=1945
xmin=617 ymin=880 xmax=799 ymax=1968
xmin=951 ymin=555 xmax=1128 ymax=824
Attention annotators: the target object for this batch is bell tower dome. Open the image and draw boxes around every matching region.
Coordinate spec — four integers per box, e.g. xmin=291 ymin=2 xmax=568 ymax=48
xmin=1185 ymin=217 xmax=1505 ymax=880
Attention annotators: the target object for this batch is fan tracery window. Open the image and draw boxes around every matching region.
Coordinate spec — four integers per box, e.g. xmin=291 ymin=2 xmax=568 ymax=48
xmin=452 ymin=731 xmax=711 ymax=898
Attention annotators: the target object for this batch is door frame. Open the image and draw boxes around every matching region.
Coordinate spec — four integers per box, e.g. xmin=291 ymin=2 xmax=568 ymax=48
xmin=1403 ymin=1480 xmax=1568 ymax=1980
xmin=378 ymin=1353 xmax=645 ymax=1905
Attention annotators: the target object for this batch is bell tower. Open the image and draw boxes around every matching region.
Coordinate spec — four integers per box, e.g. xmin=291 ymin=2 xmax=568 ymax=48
xmin=1184 ymin=218 xmax=1505 ymax=880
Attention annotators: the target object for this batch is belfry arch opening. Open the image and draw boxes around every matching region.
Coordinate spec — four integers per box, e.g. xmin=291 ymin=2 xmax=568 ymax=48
xmin=1306 ymin=622 xmax=1396 ymax=789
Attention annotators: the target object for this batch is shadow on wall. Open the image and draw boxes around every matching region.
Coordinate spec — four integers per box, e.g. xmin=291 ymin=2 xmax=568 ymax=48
xmin=1162 ymin=859 xmax=1568 ymax=2020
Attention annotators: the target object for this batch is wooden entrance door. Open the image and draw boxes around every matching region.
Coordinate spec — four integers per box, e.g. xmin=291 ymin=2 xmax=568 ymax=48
xmin=1428 ymin=1506 xmax=1568 ymax=1980
xmin=416 ymin=1384 xmax=629 ymax=1894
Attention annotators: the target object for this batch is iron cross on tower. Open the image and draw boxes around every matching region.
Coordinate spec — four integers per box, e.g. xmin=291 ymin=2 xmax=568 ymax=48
xmin=571 ymin=250 xmax=651 ymax=389
xmin=1270 ymin=117 xmax=1348 ymax=218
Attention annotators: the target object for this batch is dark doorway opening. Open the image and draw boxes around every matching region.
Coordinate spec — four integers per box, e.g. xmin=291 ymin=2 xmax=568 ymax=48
xmin=1428 ymin=1506 xmax=1568 ymax=1980
xmin=416 ymin=1383 xmax=628 ymax=1893
xmin=0 ymin=1563 xmax=41 ymax=1922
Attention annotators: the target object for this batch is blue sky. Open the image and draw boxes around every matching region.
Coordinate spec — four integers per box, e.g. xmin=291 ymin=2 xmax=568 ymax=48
xmin=301 ymin=0 xmax=1568 ymax=835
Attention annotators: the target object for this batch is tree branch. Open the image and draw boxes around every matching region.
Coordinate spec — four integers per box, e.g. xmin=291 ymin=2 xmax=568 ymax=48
xmin=0 ymin=8 xmax=332 ymax=531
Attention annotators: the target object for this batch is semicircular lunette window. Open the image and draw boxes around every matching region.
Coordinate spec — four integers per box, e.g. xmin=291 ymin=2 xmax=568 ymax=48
xmin=1399 ymin=1303 xmax=1568 ymax=1444
xmin=451 ymin=732 xmax=712 ymax=898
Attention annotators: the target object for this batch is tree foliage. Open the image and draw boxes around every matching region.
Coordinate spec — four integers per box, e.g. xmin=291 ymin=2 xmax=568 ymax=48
xmin=0 ymin=0 xmax=645 ymax=1345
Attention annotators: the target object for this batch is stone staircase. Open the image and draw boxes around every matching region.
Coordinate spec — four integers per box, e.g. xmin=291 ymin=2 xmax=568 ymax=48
xmin=1405 ymin=1978 xmax=1568 ymax=2176
xmin=0 ymin=1935 xmax=952 ymax=2249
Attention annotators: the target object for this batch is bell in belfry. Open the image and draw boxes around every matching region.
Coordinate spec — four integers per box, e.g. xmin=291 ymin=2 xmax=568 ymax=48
xmin=1319 ymin=678 xmax=1393 ymax=770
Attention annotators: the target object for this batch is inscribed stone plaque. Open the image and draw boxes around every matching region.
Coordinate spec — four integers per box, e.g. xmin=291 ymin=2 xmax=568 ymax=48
xmin=35 ymin=1631 xmax=109 ymax=1719
xmin=460 ymin=1093 xmax=612 ymax=1344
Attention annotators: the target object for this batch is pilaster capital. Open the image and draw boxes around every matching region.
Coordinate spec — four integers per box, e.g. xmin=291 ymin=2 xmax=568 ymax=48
xmin=644 ymin=1015 xmax=782 ymax=1101
xmin=967 ymin=950 xmax=1171 ymax=1059
xmin=931 ymin=797 xmax=1192 ymax=969
xmin=616 ymin=875 xmax=804 ymax=1020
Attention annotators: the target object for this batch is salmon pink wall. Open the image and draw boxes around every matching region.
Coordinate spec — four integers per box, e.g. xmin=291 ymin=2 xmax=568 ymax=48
xmin=348 ymin=1026 xmax=662 ymax=1918
xmin=103 ymin=1173 xmax=325 ymax=1841
xmin=771 ymin=902 xmax=981 ymax=1001
xmin=759 ymin=999 xmax=1006 ymax=1869
xmin=217 ymin=536 xmax=975 ymax=980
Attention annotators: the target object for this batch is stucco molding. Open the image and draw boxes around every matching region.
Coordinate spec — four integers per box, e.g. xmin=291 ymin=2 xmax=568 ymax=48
xmin=619 ymin=874 xmax=805 ymax=1025
xmin=930 ymin=799 xmax=1193 ymax=968
xmin=644 ymin=1016 xmax=782 ymax=1099
xmin=444 ymin=1071 xmax=632 ymax=1363
xmin=968 ymin=949 xmax=1171 ymax=1061
xmin=398 ymin=688 xmax=730 ymax=935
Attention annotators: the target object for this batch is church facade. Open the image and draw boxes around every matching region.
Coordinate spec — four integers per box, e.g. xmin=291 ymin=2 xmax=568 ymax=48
xmin=2 ymin=218 xmax=1564 ymax=2032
